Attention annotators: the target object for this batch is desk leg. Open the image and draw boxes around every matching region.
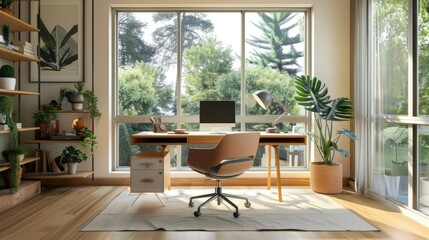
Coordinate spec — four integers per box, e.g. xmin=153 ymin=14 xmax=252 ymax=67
xmin=273 ymin=145 xmax=283 ymax=202
xmin=166 ymin=145 xmax=171 ymax=190
xmin=267 ymin=145 xmax=271 ymax=190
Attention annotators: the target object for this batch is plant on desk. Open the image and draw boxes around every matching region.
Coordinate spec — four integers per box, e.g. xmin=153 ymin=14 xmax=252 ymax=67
xmin=60 ymin=146 xmax=87 ymax=175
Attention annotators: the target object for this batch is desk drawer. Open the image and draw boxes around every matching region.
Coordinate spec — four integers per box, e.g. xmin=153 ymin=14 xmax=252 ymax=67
xmin=131 ymin=158 xmax=164 ymax=170
xmin=131 ymin=170 xmax=164 ymax=192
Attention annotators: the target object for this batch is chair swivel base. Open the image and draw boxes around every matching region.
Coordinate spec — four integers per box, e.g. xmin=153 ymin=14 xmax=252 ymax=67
xmin=188 ymin=180 xmax=251 ymax=218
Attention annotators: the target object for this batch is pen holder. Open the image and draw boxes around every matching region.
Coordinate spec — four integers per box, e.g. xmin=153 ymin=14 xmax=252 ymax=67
xmin=153 ymin=123 xmax=167 ymax=133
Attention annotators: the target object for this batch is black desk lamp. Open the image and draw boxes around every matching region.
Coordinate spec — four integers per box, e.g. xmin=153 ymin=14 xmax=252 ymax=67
xmin=252 ymin=90 xmax=288 ymax=133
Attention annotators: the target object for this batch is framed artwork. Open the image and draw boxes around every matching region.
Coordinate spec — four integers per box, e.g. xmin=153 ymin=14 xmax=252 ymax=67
xmin=30 ymin=0 xmax=84 ymax=83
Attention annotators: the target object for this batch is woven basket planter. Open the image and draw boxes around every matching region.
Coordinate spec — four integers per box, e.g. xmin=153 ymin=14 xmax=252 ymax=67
xmin=310 ymin=162 xmax=342 ymax=194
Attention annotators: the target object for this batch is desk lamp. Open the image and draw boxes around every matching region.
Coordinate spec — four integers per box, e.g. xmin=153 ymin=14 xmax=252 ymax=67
xmin=252 ymin=90 xmax=288 ymax=133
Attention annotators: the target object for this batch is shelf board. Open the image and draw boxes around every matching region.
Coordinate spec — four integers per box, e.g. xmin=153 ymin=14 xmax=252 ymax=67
xmin=0 ymin=127 xmax=40 ymax=135
xmin=0 ymin=47 xmax=39 ymax=62
xmin=0 ymin=157 xmax=40 ymax=172
xmin=25 ymin=139 xmax=83 ymax=144
xmin=38 ymin=109 xmax=90 ymax=113
xmin=0 ymin=89 xmax=40 ymax=95
xmin=23 ymin=171 xmax=93 ymax=180
xmin=0 ymin=10 xmax=39 ymax=32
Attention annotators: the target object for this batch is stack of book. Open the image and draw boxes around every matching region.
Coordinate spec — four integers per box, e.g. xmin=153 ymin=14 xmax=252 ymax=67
xmin=11 ymin=41 xmax=37 ymax=57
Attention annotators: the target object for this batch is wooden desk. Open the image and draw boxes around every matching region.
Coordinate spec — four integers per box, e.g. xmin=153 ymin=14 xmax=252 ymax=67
xmin=131 ymin=131 xmax=306 ymax=202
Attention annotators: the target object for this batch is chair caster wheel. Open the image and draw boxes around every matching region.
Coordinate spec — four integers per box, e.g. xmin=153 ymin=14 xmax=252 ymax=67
xmin=194 ymin=211 xmax=201 ymax=217
xmin=189 ymin=202 xmax=194 ymax=207
xmin=233 ymin=212 xmax=240 ymax=218
xmin=244 ymin=202 xmax=251 ymax=208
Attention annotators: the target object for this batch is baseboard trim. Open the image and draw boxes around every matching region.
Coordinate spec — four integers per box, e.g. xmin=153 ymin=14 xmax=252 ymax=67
xmin=38 ymin=177 xmax=310 ymax=187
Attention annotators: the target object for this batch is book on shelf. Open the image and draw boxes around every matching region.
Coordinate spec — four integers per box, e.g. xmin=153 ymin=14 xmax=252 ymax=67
xmin=11 ymin=40 xmax=34 ymax=48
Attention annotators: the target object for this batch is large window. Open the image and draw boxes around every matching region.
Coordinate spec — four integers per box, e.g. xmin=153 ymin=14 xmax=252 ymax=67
xmin=369 ymin=0 xmax=429 ymax=216
xmin=113 ymin=9 xmax=309 ymax=171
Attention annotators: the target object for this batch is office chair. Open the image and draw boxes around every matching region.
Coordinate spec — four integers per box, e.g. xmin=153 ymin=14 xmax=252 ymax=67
xmin=187 ymin=132 xmax=261 ymax=218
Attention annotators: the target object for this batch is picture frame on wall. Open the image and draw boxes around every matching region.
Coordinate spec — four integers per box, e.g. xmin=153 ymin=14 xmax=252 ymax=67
xmin=30 ymin=0 xmax=84 ymax=83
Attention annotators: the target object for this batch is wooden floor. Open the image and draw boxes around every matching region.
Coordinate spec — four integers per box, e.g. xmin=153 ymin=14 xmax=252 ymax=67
xmin=0 ymin=186 xmax=428 ymax=240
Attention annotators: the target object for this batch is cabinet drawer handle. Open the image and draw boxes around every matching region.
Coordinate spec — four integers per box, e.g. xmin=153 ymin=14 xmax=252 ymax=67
xmin=141 ymin=178 xmax=154 ymax=183
xmin=142 ymin=163 xmax=153 ymax=168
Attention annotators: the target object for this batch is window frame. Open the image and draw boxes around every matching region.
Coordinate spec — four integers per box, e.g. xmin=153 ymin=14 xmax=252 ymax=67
xmin=111 ymin=7 xmax=312 ymax=172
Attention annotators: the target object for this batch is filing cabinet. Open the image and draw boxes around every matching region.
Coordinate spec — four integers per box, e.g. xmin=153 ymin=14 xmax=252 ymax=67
xmin=130 ymin=151 xmax=170 ymax=193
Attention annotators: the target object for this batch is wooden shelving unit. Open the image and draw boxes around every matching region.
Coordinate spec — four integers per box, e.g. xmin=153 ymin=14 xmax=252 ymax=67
xmin=0 ymin=10 xmax=39 ymax=32
xmin=23 ymin=171 xmax=93 ymax=180
xmin=0 ymin=157 xmax=40 ymax=172
xmin=25 ymin=139 xmax=83 ymax=144
xmin=0 ymin=127 xmax=40 ymax=135
xmin=0 ymin=89 xmax=39 ymax=95
xmin=54 ymin=110 xmax=90 ymax=113
xmin=0 ymin=7 xmax=42 ymax=211
xmin=0 ymin=47 xmax=39 ymax=62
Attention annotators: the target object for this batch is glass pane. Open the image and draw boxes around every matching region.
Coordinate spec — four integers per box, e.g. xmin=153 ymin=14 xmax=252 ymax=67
xmin=373 ymin=0 xmax=409 ymax=115
xmin=419 ymin=2 xmax=429 ymax=115
xmin=418 ymin=125 xmax=429 ymax=214
xmin=117 ymin=12 xmax=176 ymax=116
xmin=245 ymin=12 xmax=306 ymax=132
xmin=180 ymin=12 xmax=241 ymax=116
xmin=372 ymin=122 xmax=409 ymax=205
xmin=117 ymin=122 xmax=176 ymax=167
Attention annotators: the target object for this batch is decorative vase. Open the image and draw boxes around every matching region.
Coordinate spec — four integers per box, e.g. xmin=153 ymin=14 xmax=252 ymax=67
xmin=310 ymin=162 xmax=343 ymax=194
xmin=67 ymin=163 xmax=78 ymax=175
xmin=0 ymin=77 xmax=16 ymax=90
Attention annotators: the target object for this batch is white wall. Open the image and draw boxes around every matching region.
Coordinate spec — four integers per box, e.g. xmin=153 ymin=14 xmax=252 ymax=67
xmin=8 ymin=0 xmax=350 ymax=179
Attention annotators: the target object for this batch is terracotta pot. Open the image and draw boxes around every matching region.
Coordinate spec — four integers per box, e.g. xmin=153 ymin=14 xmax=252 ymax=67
xmin=3 ymin=167 xmax=22 ymax=188
xmin=310 ymin=162 xmax=342 ymax=194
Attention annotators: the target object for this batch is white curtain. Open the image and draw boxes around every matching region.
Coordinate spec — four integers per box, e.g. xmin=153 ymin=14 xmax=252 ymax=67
xmin=353 ymin=0 xmax=370 ymax=194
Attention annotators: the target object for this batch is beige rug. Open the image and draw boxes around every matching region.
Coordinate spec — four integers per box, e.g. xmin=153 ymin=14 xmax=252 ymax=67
xmin=82 ymin=187 xmax=378 ymax=231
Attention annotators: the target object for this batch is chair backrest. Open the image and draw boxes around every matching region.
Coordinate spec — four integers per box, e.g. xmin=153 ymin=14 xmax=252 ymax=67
xmin=188 ymin=132 xmax=261 ymax=178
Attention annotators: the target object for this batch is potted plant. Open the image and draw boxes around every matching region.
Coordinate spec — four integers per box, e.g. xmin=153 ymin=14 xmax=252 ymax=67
xmin=0 ymin=64 xmax=16 ymax=90
xmin=59 ymin=83 xmax=85 ymax=110
xmin=2 ymin=145 xmax=27 ymax=163
xmin=294 ymin=75 xmax=357 ymax=194
xmin=58 ymin=83 xmax=102 ymax=121
xmin=60 ymin=145 xmax=87 ymax=175
xmin=0 ymin=0 xmax=14 ymax=15
xmin=32 ymin=103 xmax=58 ymax=139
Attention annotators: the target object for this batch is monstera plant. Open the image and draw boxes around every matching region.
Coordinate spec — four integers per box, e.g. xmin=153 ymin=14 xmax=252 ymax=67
xmin=38 ymin=17 xmax=78 ymax=71
xmin=294 ymin=75 xmax=357 ymax=194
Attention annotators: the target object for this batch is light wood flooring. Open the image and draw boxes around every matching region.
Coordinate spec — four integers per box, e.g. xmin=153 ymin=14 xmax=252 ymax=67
xmin=0 ymin=186 xmax=429 ymax=240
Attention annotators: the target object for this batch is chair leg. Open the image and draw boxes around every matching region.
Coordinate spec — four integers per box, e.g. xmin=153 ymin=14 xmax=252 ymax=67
xmin=190 ymin=180 xmax=250 ymax=218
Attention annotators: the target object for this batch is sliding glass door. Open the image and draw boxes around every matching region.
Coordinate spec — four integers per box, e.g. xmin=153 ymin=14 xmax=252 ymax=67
xmin=369 ymin=0 xmax=429 ymax=216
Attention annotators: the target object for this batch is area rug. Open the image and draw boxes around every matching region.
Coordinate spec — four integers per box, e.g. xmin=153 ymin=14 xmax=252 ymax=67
xmin=82 ymin=187 xmax=378 ymax=231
